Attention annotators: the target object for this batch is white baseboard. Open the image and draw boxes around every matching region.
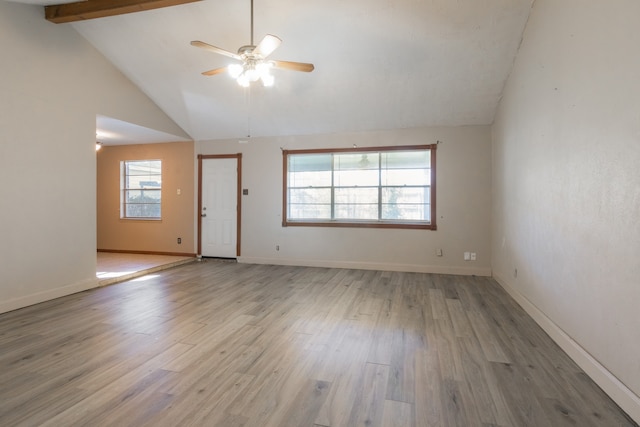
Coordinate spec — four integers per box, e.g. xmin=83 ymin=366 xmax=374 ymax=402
xmin=0 ymin=277 xmax=99 ymax=315
xmin=493 ymin=273 xmax=640 ymax=424
xmin=237 ymin=256 xmax=492 ymax=276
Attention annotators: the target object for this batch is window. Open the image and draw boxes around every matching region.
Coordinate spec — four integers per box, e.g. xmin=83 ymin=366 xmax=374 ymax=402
xmin=120 ymin=160 xmax=162 ymax=219
xmin=283 ymin=145 xmax=436 ymax=229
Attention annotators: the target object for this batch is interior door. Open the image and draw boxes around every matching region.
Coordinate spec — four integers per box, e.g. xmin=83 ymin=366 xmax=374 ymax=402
xmin=200 ymin=157 xmax=238 ymax=258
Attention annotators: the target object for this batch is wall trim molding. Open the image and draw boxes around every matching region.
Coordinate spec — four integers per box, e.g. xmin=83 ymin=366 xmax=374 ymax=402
xmin=97 ymin=249 xmax=197 ymax=257
xmin=0 ymin=277 xmax=98 ymax=315
xmin=238 ymin=256 xmax=492 ymax=277
xmin=493 ymin=273 xmax=640 ymax=424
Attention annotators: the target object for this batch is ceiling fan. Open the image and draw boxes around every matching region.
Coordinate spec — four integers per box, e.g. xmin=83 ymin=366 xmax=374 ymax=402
xmin=191 ymin=0 xmax=314 ymax=87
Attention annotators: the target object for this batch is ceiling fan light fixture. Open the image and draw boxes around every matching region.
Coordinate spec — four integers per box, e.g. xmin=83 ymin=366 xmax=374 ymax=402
xmin=228 ymin=63 xmax=243 ymax=79
xmin=256 ymin=61 xmax=274 ymax=86
xmin=230 ymin=60 xmax=274 ymax=87
xmin=237 ymin=73 xmax=251 ymax=87
xmin=261 ymin=73 xmax=274 ymax=87
xmin=256 ymin=61 xmax=272 ymax=73
xmin=245 ymin=67 xmax=259 ymax=82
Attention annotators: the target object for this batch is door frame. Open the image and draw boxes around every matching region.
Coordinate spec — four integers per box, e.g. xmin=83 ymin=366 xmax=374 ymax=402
xmin=197 ymin=154 xmax=242 ymax=257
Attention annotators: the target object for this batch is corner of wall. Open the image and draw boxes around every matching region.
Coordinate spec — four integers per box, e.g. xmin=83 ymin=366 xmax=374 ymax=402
xmin=0 ymin=277 xmax=99 ymax=315
xmin=493 ymin=273 xmax=640 ymax=423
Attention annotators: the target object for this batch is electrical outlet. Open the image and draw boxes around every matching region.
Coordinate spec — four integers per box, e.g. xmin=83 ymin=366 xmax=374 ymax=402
xmin=464 ymin=252 xmax=471 ymax=261
xmin=177 ymin=237 xmax=182 ymax=244
xmin=470 ymin=252 xmax=476 ymax=261
xmin=276 ymin=245 xmax=280 ymax=251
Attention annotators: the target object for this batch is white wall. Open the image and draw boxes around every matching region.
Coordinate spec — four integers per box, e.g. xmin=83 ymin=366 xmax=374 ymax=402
xmin=492 ymin=0 xmax=640 ymax=421
xmin=0 ymin=2 xmax=188 ymax=313
xmin=198 ymin=125 xmax=492 ymax=275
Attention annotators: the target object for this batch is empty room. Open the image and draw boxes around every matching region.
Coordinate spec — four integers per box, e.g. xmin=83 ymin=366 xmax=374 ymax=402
xmin=1 ymin=0 xmax=638 ymax=425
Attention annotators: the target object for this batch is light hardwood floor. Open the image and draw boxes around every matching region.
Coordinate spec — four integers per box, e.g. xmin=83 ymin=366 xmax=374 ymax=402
xmin=97 ymin=252 xmax=194 ymax=286
xmin=1 ymin=261 xmax=636 ymax=426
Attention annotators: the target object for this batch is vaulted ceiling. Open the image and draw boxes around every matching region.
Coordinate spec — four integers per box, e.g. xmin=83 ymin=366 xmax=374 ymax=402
xmin=12 ymin=0 xmax=534 ymax=143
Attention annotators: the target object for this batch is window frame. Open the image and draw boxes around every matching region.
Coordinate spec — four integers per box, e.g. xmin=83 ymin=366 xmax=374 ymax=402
xmin=120 ymin=159 xmax=162 ymax=220
xmin=282 ymin=144 xmax=437 ymax=230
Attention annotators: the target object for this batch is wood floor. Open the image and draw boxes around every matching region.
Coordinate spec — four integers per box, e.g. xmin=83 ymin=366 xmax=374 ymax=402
xmin=96 ymin=252 xmax=194 ymax=286
xmin=0 ymin=261 xmax=636 ymax=426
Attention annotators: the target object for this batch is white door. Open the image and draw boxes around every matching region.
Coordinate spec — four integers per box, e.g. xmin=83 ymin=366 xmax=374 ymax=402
xmin=201 ymin=158 xmax=238 ymax=258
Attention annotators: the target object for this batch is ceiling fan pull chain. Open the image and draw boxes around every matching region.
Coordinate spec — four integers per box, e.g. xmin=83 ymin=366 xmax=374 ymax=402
xmin=247 ymin=87 xmax=252 ymax=138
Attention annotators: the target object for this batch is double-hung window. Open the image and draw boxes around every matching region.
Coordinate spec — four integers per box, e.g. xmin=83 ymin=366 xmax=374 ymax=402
xmin=283 ymin=145 xmax=436 ymax=229
xmin=120 ymin=160 xmax=162 ymax=219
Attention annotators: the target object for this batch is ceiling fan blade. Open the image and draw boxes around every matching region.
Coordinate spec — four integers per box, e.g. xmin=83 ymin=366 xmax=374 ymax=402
xmin=272 ymin=60 xmax=315 ymax=73
xmin=201 ymin=67 xmax=227 ymax=76
xmin=191 ymin=40 xmax=241 ymax=60
xmin=253 ymin=34 xmax=282 ymax=58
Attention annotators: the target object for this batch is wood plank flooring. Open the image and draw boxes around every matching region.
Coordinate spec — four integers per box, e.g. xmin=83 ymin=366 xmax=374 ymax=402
xmin=0 ymin=261 xmax=636 ymax=426
xmin=96 ymin=252 xmax=194 ymax=286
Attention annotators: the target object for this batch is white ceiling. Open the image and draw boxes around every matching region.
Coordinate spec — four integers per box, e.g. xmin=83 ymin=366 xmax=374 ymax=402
xmin=14 ymin=0 xmax=534 ymax=143
xmin=96 ymin=115 xmax=191 ymax=145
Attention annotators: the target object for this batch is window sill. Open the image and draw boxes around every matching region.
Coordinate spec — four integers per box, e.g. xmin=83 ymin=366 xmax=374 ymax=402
xmin=282 ymin=220 xmax=436 ymax=230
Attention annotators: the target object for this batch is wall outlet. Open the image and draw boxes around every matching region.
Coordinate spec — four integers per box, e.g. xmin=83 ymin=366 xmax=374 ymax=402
xmin=464 ymin=252 xmax=471 ymax=261
xmin=177 ymin=237 xmax=182 ymax=244
xmin=470 ymin=252 xmax=476 ymax=261
xmin=276 ymin=245 xmax=280 ymax=251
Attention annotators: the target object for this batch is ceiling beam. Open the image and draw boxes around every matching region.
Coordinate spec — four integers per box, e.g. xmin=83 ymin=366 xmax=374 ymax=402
xmin=45 ymin=0 xmax=202 ymax=24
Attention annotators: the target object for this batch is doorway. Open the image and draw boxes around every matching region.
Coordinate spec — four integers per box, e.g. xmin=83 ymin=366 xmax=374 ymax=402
xmin=197 ymin=154 xmax=242 ymax=258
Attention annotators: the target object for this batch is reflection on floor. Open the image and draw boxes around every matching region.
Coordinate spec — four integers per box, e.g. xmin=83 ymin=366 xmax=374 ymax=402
xmin=97 ymin=252 xmax=194 ymax=286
